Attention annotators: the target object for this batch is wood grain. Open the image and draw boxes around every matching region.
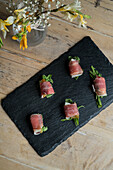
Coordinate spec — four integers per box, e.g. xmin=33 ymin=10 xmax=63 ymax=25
xmin=0 ymin=0 xmax=113 ymax=169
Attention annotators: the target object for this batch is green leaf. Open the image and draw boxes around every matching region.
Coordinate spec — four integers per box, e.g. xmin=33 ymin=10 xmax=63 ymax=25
xmin=68 ymin=56 xmax=72 ymax=60
xmin=74 ymin=9 xmax=91 ymax=19
xmin=42 ymin=126 xmax=48 ymax=132
xmin=74 ymin=118 xmax=79 ymax=126
xmin=96 ymin=95 xmax=102 ymax=108
xmin=83 ymin=14 xmax=91 ymax=19
xmin=0 ymin=37 xmax=3 ymax=48
xmin=24 ymin=26 xmax=27 ymax=32
xmin=89 ymin=65 xmax=102 ymax=79
xmin=77 ymin=105 xmax=85 ymax=110
xmin=75 ymin=77 xmax=79 ymax=80
xmin=74 ymin=56 xmax=80 ymax=62
xmin=46 ymin=94 xmax=53 ymax=98
xmin=61 ymin=118 xmax=72 ymax=121
xmin=65 ymin=99 xmax=73 ymax=104
xmin=42 ymin=74 xmax=53 ymax=84
xmin=89 ymin=73 xmax=94 ymax=79
xmin=18 ymin=36 xmax=22 ymax=40
xmin=68 ymin=56 xmax=80 ymax=63
xmin=42 ymin=75 xmax=46 ymax=80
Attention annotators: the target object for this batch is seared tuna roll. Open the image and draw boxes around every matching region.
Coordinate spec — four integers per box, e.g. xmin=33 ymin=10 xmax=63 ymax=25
xmin=30 ymin=114 xmax=48 ymax=135
xmin=61 ymin=99 xmax=84 ymax=126
xmin=68 ymin=56 xmax=83 ymax=79
xmin=40 ymin=74 xmax=55 ymax=98
xmin=89 ymin=66 xmax=107 ymax=108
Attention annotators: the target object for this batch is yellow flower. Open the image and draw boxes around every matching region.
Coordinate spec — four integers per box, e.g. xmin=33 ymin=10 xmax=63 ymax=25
xmin=58 ymin=0 xmax=81 ymax=22
xmin=14 ymin=7 xmax=27 ymax=14
xmin=26 ymin=25 xmax=31 ymax=33
xmin=59 ymin=0 xmax=81 ymax=12
xmin=14 ymin=7 xmax=27 ymax=23
xmin=20 ymin=34 xmax=28 ymax=50
xmin=78 ymin=14 xmax=87 ymax=28
xmin=0 ymin=16 xmax=15 ymax=38
xmin=61 ymin=11 xmax=78 ymax=22
xmin=12 ymin=36 xmax=18 ymax=40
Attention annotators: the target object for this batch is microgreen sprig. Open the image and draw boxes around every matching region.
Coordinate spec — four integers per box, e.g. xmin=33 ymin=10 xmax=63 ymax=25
xmin=65 ymin=98 xmax=73 ymax=104
xmin=75 ymin=77 xmax=79 ymax=80
xmin=46 ymin=94 xmax=54 ymax=98
xmin=68 ymin=56 xmax=80 ymax=63
xmin=89 ymin=65 xmax=102 ymax=79
xmin=96 ymin=95 xmax=102 ymax=108
xmin=42 ymin=74 xmax=53 ymax=84
xmin=41 ymin=126 xmax=48 ymax=132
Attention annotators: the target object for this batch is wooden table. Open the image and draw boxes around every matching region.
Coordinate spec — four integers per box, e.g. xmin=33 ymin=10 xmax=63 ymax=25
xmin=0 ymin=0 xmax=113 ymax=169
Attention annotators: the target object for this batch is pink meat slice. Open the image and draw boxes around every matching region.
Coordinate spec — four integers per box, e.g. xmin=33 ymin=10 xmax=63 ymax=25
xmin=69 ymin=60 xmax=83 ymax=76
xmin=30 ymin=114 xmax=43 ymax=131
xmin=40 ymin=81 xmax=54 ymax=96
xmin=94 ymin=76 xmax=107 ymax=96
xmin=64 ymin=103 xmax=79 ymax=118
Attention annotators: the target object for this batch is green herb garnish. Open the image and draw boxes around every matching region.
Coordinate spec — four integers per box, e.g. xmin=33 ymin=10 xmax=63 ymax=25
xmin=73 ymin=118 xmax=79 ymax=126
xmin=89 ymin=65 xmax=102 ymax=79
xmin=42 ymin=74 xmax=53 ymax=84
xmin=65 ymin=98 xmax=74 ymax=104
xmin=77 ymin=105 xmax=85 ymax=110
xmin=61 ymin=117 xmax=79 ymax=126
xmin=41 ymin=126 xmax=48 ymax=132
xmin=75 ymin=77 xmax=79 ymax=80
xmin=96 ymin=95 xmax=102 ymax=108
xmin=68 ymin=56 xmax=80 ymax=63
xmin=0 ymin=37 xmax=3 ymax=48
xmin=46 ymin=94 xmax=54 ymax=98
xmin=89 ymin=66 xmax=103 ymax=108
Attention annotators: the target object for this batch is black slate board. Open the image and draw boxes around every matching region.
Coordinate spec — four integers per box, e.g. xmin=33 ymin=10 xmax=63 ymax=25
xmin=1 ymin=36 xmax=113 ymax=157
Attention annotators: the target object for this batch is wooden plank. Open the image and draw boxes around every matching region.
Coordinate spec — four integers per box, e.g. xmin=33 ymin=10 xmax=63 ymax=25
xmin=0 ymin=49 xmax=47 ymax=70
xmin=0 ymin=57 xmax=38 ymax=92
xmin=0 ymin=156 xmax=38 ymax=170
xmin=1 ymin=17 xmax=113 ymax=65
xmin=0 ymin=1 xmax=113 ymax=169
xmin=82 ymin=0 xmax=113 ymax=36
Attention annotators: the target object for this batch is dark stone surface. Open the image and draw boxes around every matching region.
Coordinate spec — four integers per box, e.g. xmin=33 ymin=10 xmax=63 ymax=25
xmin=1 ymin=36 xmax=113 ymax=157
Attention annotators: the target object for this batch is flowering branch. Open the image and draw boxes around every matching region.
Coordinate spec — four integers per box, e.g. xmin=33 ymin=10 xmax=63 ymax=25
xmin=0 ymin=0 xmax=91 ymax=50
